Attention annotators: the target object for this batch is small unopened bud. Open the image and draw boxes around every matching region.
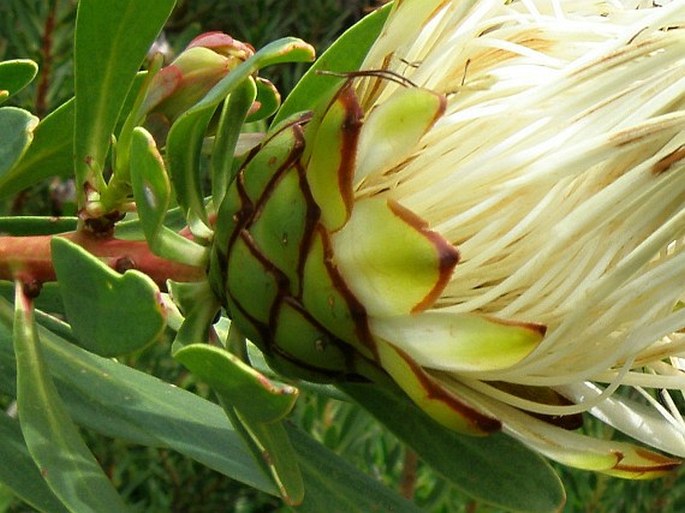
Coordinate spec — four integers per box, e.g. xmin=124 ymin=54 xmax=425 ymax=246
xmin=142 ymin=32 xmax=255 ymax=122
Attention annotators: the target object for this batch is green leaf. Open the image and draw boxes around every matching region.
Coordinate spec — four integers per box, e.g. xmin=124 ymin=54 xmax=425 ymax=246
xmin=175 ymin=344 xmax=298 ymax=423
xmin=0 ymin=301 xmax=276 ymax=494
xmin=211 ymin=77 xmax=257 ymax=210
xmin=0 ymin=59 xmax=38 ymax=104
xmin=0 ymin=216 xmax=78 ymax=236
xmin=74 ymin=0 xmax=176 ymax=200
xmin=175 ymin=344 xmax=304 ymax=504
xmin=12 ymin=284 xmax=131 ymax=513
xmin=166 ymin=37 xmax=315 ymax=237
xmin=0 ymin=107 xmax=38 ymax=178
xmin=288 ymin=426 xmax=423 ymax=513
xmin=0 ymin=99 xmax=74 ymax=200
xmin=229 ymin=409 xmax=305 ymax=506
xmin=0 ymin=283 xmax=66 ymax=321
xmin=0 ymin=305 xmax=423 ymax=512
xmin=129 ymin=127 xmax=207 ymax=265
xmin=0 ymin=483 xmax=12 ymax=513
xmin=246 ymin=77 xmax=281 ymax=123
xmin=342 ymin=383 xmax=566 ymax=513
xmin=51 ymin=237 xmax=166 ymax=356
xmin=166 ymin=280 xmax=220 ymax=354
xmin=273 ymin=3 xmax=391 ymax=126
xmin=0 ymin=413 xmax=69 ymax=513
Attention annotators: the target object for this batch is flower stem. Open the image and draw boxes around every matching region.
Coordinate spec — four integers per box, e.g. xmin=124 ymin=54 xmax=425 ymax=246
xmin=0 ymin=231 xmax=205 ymax=291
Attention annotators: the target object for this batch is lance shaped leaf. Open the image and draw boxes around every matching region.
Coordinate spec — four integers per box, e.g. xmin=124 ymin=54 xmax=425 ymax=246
xmin=12 ymin=284 xmax=131 ymax=513
xmin=129 ymin=127 xmax=207 ymax=266
xmin=0 ymin=216 xmax=78 ymax=236
xmin=273 ymin=3 xmax=391 ymax=125
xmin=74 ymin=0 xmax=175 ymax=200
xmin=0 ymin=414 xmax=68 ymax=513
xmin=211 ymin=78 xmax=257 ymax=210
xmin=0 ymin=307 xmax=422 ymax=512
xmin=0 ymin=59 xmax=38 ymax=104
xmin=0 ymin=100 xmax=73 ymax=199
xmin=0 ymin=107 xmax=38 ymax=179
xmin=342 ymin=381 xmax=566 ymax=513
xmin=229 ymin=410 xmax=304 ymax=506
xmin=0 ymin=303 xmax=274 ymax=494
xmin=331 ymin=197 xmax=459 ymax=316
xmin=175 ymin=343 xmax=304 ymax=505
xmin=51 ymin=237 xmax=166 ymax=356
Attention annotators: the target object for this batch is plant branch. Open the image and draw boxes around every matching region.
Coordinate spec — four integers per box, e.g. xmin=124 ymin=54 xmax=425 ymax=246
xmin=0 ymin=231 xmax=206 ymax=291
xmin=36 ymin=0 xmax=57 ymax=117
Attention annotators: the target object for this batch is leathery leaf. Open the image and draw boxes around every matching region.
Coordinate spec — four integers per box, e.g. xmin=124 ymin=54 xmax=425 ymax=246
xmin=342 ymin=381 xmax=566 ymax=513
xmin=174 ymin=344 xmax=298 ymax=424
xmin=0 ymin=59 xmax=38 ymax=104
xmin=175 ymin=343 xmax=304 ymax=505
xmin=0 ymin=107 xmax=38 ymax=179
xmin=12 ymin=283 xmax=131 ymax=513
xmin=51 ymin=237 xmax=166 ymax=356
xmin=129 ymin=126 xmax=207 ymax=266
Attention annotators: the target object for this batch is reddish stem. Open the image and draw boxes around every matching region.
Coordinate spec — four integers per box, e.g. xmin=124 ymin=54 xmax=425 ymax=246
xmin=0 ymin=232 xmax=205 ymax=291
xmin=399 ymin=449 xmax=418 ymax=500
xmin=36 ymin=0 xmax=57 ymax=117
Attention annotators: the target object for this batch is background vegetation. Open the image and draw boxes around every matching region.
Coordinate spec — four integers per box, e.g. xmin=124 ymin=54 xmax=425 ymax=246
xmin=2 ymin=1 xmax=685 ymax=511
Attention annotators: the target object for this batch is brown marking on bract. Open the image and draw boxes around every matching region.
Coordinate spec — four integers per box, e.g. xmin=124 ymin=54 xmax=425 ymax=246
xmin=653 ymin=145 xmax=685 ymax=175
xmin=386 ymin=200 xmax=460 ymax=314
xmin=317 ymin=225 xmax=377 ymax=357
xmin=483 ymin=313 xmax=548 ymax=338
xmin=252 ymin=122 xmax=307 ymax=218
xmin=396 ymin=344 xmax=501 ymax=433
xmin=493 ymin=382 xmax=583 ymax=430
xmin=295 ymin=160 xmax=322 ymax=299
xmin=335 ymin=82 xmax=364 ymax=227
xmin=612 ymin=447 xmax=681 ymax=474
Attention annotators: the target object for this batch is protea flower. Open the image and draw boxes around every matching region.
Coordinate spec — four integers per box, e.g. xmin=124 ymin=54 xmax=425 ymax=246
xmin=209 ymin=0 xmax=685 ymax=478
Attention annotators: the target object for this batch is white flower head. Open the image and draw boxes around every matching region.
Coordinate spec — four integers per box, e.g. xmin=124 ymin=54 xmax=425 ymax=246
xmin=324 ymin=0 xmax=685 ymax=477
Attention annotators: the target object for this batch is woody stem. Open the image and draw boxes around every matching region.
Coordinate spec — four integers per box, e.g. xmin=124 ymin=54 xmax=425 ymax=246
xmin=0 ymin=232 xmax=205 ymax=292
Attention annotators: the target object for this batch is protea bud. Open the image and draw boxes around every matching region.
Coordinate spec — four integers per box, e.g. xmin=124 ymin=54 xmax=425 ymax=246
xmin=142 ymin=32 xmax=254 ymax=122
xmin=210 ymin=0 xmax=685 ymax=478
